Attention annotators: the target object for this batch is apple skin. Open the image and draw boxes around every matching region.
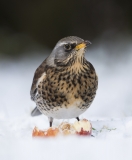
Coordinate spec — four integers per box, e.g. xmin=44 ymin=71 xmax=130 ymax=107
xmin=76 ymin=128 xmax=92 ymax=135
xmin=32 ymin=127 xmax=59 ymax=137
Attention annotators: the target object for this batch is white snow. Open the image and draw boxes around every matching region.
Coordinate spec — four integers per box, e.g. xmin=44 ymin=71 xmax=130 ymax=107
xmin=0 ymin=40 xmax=132 ymax=160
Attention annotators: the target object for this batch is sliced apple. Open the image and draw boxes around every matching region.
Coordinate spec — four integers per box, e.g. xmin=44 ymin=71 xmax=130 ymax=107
xmin=73 ymin=119 xmax=92 ymax=135
xmin=32 ymin=127 xmax=59 ymax=137
xmin=59 ymin=122 xmax=75 ymax=135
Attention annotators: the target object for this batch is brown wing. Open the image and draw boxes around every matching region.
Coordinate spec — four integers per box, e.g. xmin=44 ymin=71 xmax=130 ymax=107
xmin=30 ymin=59 xmax=47 ymax=101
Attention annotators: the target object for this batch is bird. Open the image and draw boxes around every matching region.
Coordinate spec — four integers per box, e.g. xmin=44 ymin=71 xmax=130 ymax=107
xmin=30 ymin=36 xmax=98 ymax=127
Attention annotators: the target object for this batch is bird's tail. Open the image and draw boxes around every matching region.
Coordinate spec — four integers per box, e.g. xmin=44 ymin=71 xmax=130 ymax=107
xmin=31 ymin=107 xmax=42 ymax=116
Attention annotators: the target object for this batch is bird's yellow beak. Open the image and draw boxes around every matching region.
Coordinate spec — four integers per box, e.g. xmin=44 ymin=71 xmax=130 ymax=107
xmin=75 ymin=43 xmax=86 ymax=50
xmin=75 ymin=40 xmax=91 ymax=50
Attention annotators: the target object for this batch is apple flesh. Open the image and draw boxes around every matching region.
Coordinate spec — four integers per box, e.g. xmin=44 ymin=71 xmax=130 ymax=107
xmin=59 ymin=122 xmax=75 ymax=135
xmin=73 ymin=119 xmax=92 ymax=135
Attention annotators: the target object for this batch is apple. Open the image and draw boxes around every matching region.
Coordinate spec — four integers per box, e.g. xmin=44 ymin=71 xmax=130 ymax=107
xmin=73 ymin=119 xmax=92 ymax=135
xmin=59 ymin=122 xmax=75 ymax=135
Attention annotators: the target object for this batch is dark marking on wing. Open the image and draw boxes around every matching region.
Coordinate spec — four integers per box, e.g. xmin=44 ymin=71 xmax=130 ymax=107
xmin=30 ymin=59 xmax=47 ymax=101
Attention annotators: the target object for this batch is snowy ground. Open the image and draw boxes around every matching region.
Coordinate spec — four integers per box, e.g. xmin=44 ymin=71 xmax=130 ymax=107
xmin=0 ymin=41 xmax=132 ymax=160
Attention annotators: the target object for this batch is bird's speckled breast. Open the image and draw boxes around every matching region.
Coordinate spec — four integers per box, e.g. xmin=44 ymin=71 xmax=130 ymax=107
xmin=35 ymin=60 xmax=98 ymax=119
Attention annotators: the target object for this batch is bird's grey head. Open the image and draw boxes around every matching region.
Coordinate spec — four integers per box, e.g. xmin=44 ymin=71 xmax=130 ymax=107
xmin=46 ymin=36 xmax=91 ymax=66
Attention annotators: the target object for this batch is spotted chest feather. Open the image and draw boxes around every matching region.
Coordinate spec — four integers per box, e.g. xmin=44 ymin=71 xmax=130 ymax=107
xmin=35 ymin=58 xmax=98 ymax=115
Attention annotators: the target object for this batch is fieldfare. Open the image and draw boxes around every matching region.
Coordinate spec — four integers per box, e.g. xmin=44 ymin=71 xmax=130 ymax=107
xmin=30 ymin=36 xmax=98 ymax=127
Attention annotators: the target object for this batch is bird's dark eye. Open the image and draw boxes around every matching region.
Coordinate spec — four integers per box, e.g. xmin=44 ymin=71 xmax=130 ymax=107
xmin=64 ymin=43 xmax=76 ymax=51
xmin=64 ymin=43 xmax=71 ymax=51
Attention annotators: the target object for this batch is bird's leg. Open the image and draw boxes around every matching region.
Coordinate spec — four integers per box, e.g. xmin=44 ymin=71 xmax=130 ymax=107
xmin=76 ymin=117 xmax=80 ymax=121
xmin=48 ymin=117 xmax=53 ymax=127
